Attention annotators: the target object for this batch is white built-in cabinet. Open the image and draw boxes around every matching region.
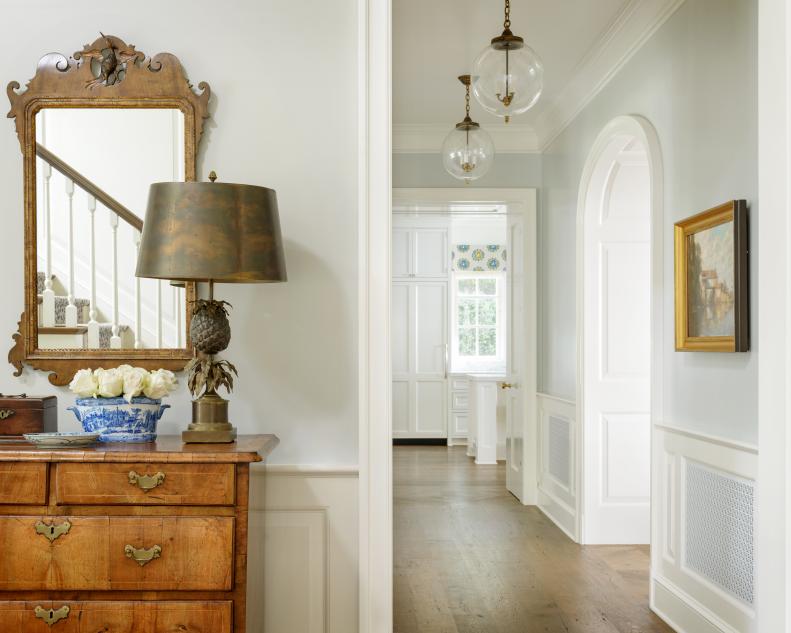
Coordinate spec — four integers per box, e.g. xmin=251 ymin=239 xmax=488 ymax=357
xmin=392 ymin=227 xmax=449 ymax=439
xmin=392 ymin=228 xmax=448 ymax=279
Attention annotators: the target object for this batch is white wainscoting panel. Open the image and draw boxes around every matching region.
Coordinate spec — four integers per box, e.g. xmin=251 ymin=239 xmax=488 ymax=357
xmin=248 ymin=465 xmax=359 ymax=633
xmin=537 ymin=393 xmax=578 ymax=541
xmin=652 ymin=425 xmax=757 ymax=633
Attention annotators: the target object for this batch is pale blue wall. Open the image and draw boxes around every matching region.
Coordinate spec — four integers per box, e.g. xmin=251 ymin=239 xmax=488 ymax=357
xmin=393 ymin=153 xmax=542 ymax=188
xmin=540 ymin=0 xmax=758 ymax=443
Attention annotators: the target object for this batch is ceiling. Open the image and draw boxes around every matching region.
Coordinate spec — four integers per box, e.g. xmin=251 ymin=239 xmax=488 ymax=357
xmin=393 ymin=0 xmax=637 ymax=145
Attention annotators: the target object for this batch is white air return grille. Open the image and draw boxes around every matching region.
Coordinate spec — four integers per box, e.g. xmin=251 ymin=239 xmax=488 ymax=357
xmin=685 ymin=461 xmax=754 ymax=604
xmin=548 ymin=415 xmax=570 ymax=487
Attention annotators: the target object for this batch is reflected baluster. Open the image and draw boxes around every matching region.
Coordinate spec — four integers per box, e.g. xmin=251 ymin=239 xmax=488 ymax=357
xmin=109 ymin=211 xmax=121 ymax=348
xmin=64 ymin=178 xmax=78 ymax=327
xmin=133 ymin=230 xmax=142 ymax=349
xmin=156 ymin=280 xmax=163 ymax=348
xmin=40 ymin=161 xmax=55 ymax=327
xmin=86 ymin=195 xmax=100 ymax=348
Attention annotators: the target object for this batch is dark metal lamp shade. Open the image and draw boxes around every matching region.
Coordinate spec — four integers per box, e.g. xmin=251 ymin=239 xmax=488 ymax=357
xmin=136 ymin=182 xmax=287 ymax=283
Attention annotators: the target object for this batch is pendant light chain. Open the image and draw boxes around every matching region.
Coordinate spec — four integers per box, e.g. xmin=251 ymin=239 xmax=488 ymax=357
xmin=465 ymin=82 xmax=471 ymax=119
xmin=504 ymin=0 xmax=511 ymax=30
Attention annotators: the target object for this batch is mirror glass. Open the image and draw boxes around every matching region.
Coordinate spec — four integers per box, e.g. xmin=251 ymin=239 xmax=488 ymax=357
xmin=34 ymin=108 xmax=186 ymax=350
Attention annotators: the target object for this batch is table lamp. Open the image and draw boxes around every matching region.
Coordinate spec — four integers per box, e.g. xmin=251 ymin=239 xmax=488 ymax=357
xmin=136 ymin=172 xmax=287 ymax=442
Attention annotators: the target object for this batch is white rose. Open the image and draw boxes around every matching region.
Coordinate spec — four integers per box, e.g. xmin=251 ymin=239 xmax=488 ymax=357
xmin=144 ymin=369 xmax=178 ymax=400
xmin=116 ymin=364 xmax=134 ymax=377
xmin=69 ymin=368 xmax=98 ymax=398
xmin=95 ymin=368 xmax=123 ymax=398
xmin=122 ymin=367 xmax=150 ymax=402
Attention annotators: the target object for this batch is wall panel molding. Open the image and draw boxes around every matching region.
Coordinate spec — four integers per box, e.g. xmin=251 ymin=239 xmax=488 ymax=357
xmin=248 ymin=469 xmax=359 ymax=633
xmin=652 ymin=425 xmax=757 ymax=633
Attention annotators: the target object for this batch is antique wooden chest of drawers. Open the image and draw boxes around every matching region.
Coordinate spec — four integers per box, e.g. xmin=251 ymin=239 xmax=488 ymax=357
xmin=0 ymin=435 xmax=278 ymax=632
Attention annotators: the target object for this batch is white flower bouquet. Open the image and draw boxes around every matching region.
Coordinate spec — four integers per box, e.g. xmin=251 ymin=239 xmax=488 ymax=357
xmin=69 ymin=366 xmax=178 ymax=402
xmin=68 ymin=366 xmax=178 ymax=442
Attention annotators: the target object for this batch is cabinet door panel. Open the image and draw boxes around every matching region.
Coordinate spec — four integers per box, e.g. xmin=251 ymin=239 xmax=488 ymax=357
xmin=415 ymin=381 xmax=446 ymax=435
xmin=414 ymin=229 xmax=447 ymax=277
xmin=391 ymin=283 xmax=410 ymax=375
xmin=415 ymin=283 xmax=446 ymax=375
xmin=392 ymin=229 xmax=411 ymax=277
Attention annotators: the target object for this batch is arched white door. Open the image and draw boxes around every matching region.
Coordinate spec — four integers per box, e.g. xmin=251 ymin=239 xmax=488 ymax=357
xmin=578 ymin=116 xmax=662 ymax=545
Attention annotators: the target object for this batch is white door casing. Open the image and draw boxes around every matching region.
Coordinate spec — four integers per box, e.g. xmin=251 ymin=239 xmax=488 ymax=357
xmin=577 ymin=116 xmax=662 ymax=545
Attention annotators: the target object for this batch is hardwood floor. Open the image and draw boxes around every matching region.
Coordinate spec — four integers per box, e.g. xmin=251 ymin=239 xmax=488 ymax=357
xmin=394 ymin=446 xmax=674 ymax=633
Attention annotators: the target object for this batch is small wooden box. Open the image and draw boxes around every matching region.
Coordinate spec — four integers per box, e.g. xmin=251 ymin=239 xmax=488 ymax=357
xmin=0 ymin=395 xmax=57 ymax=436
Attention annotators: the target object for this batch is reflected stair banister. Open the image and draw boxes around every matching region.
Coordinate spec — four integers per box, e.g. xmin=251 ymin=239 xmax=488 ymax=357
xmin=36 ymin=144 xmax=143 ymax=232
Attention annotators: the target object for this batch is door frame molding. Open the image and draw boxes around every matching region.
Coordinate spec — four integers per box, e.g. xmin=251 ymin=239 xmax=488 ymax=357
xmin=575 ymin=115 xmax=664 ymax=546
xmin=357 ymin=0 xmax=392 ymax=630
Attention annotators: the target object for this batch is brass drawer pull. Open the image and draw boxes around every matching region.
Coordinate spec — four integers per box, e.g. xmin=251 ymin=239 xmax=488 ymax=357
xmin=0 ymin=408 xmax=15 ymax=420
xmin=34 ymin=605 xmax=69 ymax=626
xmin=125 ymin=543 xmax=162 ymax=567
xmin=128 ymin=470 xmax=165 ymax=491
xmin=35 ymin=520 xmax=71 ymax=542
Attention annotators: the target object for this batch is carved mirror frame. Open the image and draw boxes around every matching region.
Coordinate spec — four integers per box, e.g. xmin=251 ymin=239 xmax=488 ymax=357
xmin=7 ymin=35 xmax=210 ymax=385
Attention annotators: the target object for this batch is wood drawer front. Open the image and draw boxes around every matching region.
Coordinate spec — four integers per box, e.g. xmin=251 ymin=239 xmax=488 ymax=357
xmin=0 ymin=516 xmax=234 ymax=591
xmin=0 ymin=601 xmax=232 ymax=632
xmin=55 ymin=463 xmax=235 ymax=505
xmin=0 ymin=463 xmax=47 ymax=504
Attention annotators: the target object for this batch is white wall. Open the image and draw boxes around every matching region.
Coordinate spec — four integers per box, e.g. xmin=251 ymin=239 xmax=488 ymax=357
xmin=540 ymin=0 xmax=758 ymax=446
xmin=0 ymin=0 xmax=359 ymax=467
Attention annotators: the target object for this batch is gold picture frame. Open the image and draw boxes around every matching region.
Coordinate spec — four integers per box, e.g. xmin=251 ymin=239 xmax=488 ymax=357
xmin=674 ymin=200 xmax=749 ymax=352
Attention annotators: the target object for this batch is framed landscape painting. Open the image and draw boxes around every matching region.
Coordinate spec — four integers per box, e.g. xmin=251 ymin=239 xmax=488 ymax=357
xmin=674 ymin=200 xmax=749 ymax=352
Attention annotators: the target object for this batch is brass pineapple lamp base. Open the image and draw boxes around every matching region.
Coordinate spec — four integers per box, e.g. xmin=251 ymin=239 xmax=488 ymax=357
xmin=135 ymin=173 xmax=287 ymax=444
xmin=182 ymin=390 xmax=237 ymax=443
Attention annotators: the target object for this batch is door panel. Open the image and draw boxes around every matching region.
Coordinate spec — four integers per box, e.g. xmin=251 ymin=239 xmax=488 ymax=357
xmin=392 ymin=381 xmax=410 ymax=433
xmin=583 ymin=142 xmax=651 ymax=544
xmin=505 ymin=217 xmax=525 ymax=501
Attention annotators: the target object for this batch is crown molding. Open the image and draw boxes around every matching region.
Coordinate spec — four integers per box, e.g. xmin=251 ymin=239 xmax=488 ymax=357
xmin=534 ymin=0 xmax=687 ymax=151
xmin=392 ymin=123 xmax=540 ymax=154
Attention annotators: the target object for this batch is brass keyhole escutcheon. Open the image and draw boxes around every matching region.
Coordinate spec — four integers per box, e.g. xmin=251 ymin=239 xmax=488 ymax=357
xmin=35 ymin=520 xmax=71 ymax=543
xmin=125 ymin=544 xmax=162 ymax=567
xmin=34 ymin=605 xmax=69 ymax=626
xmin=128 ymin=470 xmax=165 ymax=492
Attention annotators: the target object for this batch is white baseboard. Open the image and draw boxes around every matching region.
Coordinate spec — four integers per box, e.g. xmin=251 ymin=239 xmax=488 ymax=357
xmin=652 ymin=576 xmax=739 ymax=633
xmin=248 ymin=465 xmax=359 ymax=633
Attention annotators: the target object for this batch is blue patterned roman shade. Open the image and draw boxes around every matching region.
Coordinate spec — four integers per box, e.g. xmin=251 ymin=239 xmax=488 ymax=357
xmin=451 ymin=244 xmax=507 ymax=272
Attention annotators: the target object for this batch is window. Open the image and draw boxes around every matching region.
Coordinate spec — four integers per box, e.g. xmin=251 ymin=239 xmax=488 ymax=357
xmin=451 ymin=272 xmax=506 ymax=372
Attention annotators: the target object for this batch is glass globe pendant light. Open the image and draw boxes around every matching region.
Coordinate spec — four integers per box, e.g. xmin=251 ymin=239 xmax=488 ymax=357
xmin=441 ymin=75 xmax=494 ymax=184
xmin=472 ymin=0 xmax=544 ymax=123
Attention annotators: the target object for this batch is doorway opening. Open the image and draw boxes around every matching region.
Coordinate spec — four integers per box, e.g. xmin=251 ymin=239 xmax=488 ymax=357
xmin=575 ymin=116 xmax=663 ymax=547
xmin=391 ymin=188 xmax=537 ymax=504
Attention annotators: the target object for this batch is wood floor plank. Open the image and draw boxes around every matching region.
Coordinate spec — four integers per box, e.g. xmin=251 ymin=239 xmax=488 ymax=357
xmin=394 ymin=446 xmax=674 ymax=633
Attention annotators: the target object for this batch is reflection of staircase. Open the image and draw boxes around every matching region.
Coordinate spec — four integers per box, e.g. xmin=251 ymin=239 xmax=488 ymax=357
xmin=36 ymin=271 xmax=132 ymax=349
xmin=36 ymin=144 xmax=183 ymax=350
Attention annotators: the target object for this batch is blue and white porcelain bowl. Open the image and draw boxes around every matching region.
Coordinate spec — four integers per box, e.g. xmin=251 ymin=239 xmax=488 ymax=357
xmin=67 ymin=397 xmax=170 ymax=443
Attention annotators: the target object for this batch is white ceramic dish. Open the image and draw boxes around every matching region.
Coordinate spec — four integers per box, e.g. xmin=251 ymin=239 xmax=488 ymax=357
xmin=23 ymin=431 xmax=101 ymax=448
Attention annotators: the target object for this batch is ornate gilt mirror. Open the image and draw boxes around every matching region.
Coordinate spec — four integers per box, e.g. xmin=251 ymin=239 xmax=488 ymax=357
xmin=7 ymin=35 xmax=210 ymax=384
